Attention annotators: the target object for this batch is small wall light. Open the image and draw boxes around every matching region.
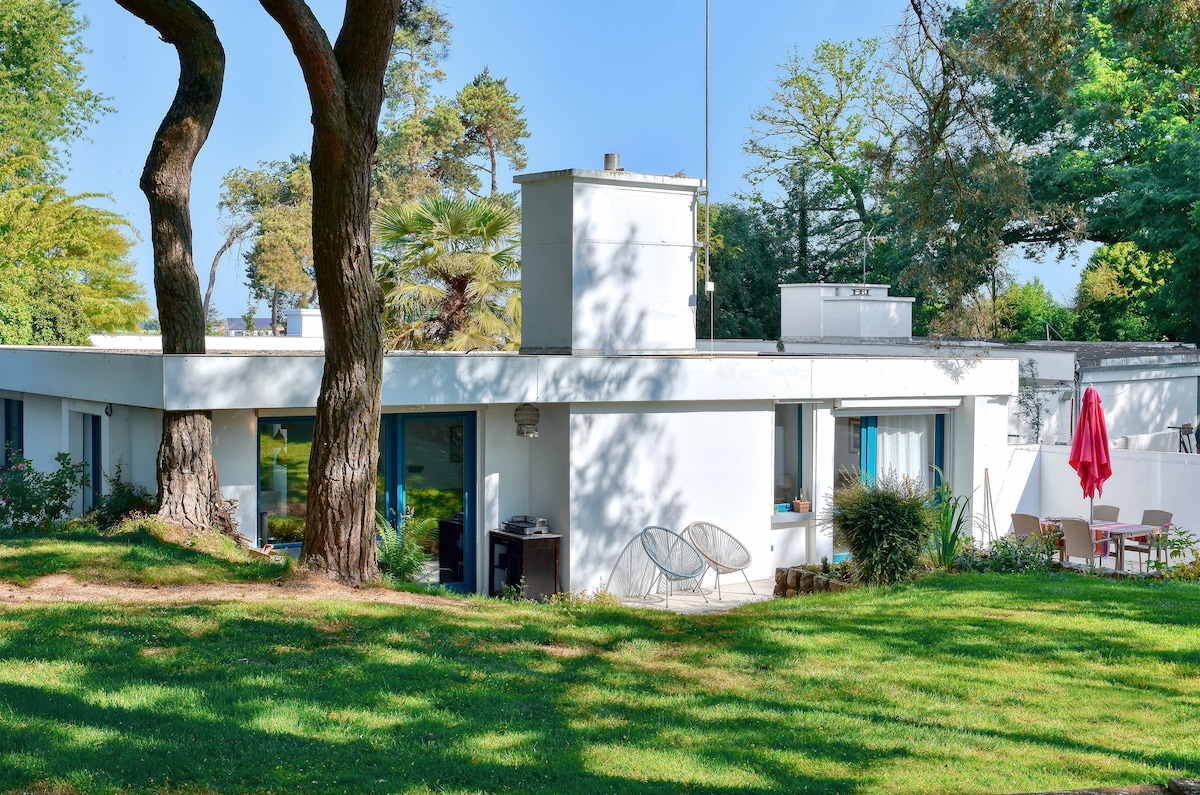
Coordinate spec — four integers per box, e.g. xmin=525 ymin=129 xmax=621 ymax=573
xmin=514 ymin=403 xmax=540 ymax=438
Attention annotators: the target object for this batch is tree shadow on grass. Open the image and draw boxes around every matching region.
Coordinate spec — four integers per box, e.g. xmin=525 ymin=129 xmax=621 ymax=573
xmin=0 ymin=574 xmax=1197 ymax=794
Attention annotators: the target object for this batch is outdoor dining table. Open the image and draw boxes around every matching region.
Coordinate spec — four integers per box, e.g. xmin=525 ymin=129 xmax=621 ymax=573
xmin=1088 ymin=521 xmax=1165 ymax=571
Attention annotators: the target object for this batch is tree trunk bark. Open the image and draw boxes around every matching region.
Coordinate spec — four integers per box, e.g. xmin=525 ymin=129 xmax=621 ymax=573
xmin=261 ymin=0 xmax=403 ymax=584
xmin=115 ymin=0 xmax=225 ymax=532
xmin=203 ymin=217 xmax=254 ymax=321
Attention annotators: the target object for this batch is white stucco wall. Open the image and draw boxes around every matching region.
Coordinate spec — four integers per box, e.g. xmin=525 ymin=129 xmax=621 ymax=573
xmin=1036 ymin=445 xmax=1200 ymax=534
xmin=566 ymin=401 xmax=775 ymax=591
xmin=212 ymin=409 xmax=259 ymax=542
xmin=516 ymin=168 xmax=702 ymax=354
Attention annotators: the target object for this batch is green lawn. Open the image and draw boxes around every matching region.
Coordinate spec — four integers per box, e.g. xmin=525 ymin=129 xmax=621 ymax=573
xmin=0 ymin=526 xmax=288 ymax=587
xmin=1 ymin=533 xmax=1198 ymax=794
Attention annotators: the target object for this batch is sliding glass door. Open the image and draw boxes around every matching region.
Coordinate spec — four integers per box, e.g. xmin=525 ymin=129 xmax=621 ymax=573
xmin=384 ymin=413 xmax=476 ymax=591
xmin=259 ymin=413 xmax=476 ymax=591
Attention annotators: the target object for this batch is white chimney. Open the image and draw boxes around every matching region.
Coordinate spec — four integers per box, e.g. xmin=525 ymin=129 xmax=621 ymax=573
xmin=515 ymin=164 xmax=703 ymax=355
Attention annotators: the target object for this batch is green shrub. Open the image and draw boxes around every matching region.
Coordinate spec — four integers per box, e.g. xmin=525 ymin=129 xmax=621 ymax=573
xmin=830 ymin=471 xmax=935 ymax=585
xmin=955 ymin=536 xmax=1048 ymax=574
xmin=0 ymin=447 xmax=89 ymax=534
xmin=89 ymin=462 xmax=155 ymax=530
xmin=377 ymin=508 xmax=438 ymax=584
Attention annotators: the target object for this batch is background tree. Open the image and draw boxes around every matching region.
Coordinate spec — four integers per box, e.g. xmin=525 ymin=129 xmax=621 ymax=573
xmin=238 ymin=160 xmax=315 ymax=332
xmin=1073 ymin=243 xmax=1165 ymax=342
xmin=260 ymin=0 xmax=405 ymax=585
xmin=206 ymin=156 xmax=313 ymax=322
xmin=0 ymin=0 xmax=108 ymax=182
xmin=746 ymin=38 xmax=889 ymax=281
xmin=374 ymin=5 xmax=472 ymax=204
xmin=376 ymin=195 xmax=520 ymax=351
xmin=114 ymin=0 xmax=224 ymax=532
xmin=457 ymin=68 xmax=529 ymax=199
xmin=0 ymin=161 xmax=150 ymax=342
xmin=940 ymin=0 xmax=1200 ymax=341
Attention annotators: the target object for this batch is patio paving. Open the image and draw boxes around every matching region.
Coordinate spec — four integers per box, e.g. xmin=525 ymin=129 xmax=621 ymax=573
xmin=616 ymin=576 xmax=776 ymax=615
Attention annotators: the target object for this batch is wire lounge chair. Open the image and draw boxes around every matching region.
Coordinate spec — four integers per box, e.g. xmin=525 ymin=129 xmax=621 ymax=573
xmin=606 ymin=534 xmax=661 ymax=599
xmin=640 ymin=525 xmax=708 ymax=608
xmin=684 ymin=520 xmax=754 ymax=601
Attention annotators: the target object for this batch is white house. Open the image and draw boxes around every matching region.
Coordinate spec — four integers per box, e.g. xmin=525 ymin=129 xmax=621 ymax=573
xmin=2 ymin=159 xmax=1192 ymax=593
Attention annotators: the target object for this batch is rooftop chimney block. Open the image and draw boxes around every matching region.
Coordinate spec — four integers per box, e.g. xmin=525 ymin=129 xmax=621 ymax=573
xmin=515 ymin=166 xmax=703 ymax=355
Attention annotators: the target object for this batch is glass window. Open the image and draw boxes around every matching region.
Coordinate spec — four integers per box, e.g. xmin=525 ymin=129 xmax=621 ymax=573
xmin=2 ymin=399 xmax=22 ymax=467
xmin=258 ymin=419 xmax=315 ymax=546
xmin=876 ymin=415 xmax=936 ymax=487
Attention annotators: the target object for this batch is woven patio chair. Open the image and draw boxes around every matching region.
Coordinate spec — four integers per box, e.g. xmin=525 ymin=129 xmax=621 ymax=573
xmin=1125 ymin=509 xmax=1173 ymax=571
xmin=684 ymin=520 xmax=754 ymax=600
xmin=1061 ymin=518 xmax=1107 ymax=567
xmin=1092 ymin=505 xmax=1120 ymax=522
xmin=1010 ymin=513 xmax=1041 ymax=541
xmin=640 ymin=526 xmax=708 ymax=608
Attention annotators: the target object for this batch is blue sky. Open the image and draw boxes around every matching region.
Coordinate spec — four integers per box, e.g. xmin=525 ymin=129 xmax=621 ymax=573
xmin=63 ymin=0 xmax=1082 ymax=322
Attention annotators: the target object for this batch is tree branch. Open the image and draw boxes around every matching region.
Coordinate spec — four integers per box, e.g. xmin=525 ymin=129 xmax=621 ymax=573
xmin=257 ymin=0 xmax=344 ymax=126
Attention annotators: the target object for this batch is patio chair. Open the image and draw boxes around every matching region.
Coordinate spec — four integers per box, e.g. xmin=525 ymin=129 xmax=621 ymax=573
xmin=640 ymin=526 xmax=708 ymax=608
xmin=1092 ymin=505 xmax=1120 ymax=522
xmin=1125 ymin=509 xmax=1173 ymax=571
xmin=1060 ymin=518 xmax=1107 ymax=567
xmin=684 ymin=520 xmax=754 ymax=601
xmin=1011 ymin=513 xmax=1041 ymax=541
xmin=606 ymin=534 xmax=661 ymax=599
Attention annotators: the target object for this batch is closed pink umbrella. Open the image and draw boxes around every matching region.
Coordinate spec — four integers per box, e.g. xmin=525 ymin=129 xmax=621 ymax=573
xmin=1069 ymin=386 xmax=1112 ymax=521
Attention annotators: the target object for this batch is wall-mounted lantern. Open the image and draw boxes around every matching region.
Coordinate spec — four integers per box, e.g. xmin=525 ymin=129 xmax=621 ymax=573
xmin=515 ymin=403 xmax=540 ymax=438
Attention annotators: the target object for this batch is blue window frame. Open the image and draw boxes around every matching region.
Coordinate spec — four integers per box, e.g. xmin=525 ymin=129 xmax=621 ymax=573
xmin=259 ymin=412 xmax=477 ymax=592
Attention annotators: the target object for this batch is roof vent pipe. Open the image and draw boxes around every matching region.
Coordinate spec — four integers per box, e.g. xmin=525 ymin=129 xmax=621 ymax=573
xmin=603 ymin=153 xmax=621 ymax=171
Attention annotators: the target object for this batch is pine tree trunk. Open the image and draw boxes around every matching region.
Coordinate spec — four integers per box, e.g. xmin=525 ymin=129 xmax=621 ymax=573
xmin=261 ymin=0 xmax=403 ymax=584
xmin=157 ymin=410 xmax=215 ymax=530
xmin=116 ymin=0 xmax=225 ymax=531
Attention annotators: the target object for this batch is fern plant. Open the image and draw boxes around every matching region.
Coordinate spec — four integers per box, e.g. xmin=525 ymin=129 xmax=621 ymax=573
xmin=377 ymin=508 xmax=438 ymax=584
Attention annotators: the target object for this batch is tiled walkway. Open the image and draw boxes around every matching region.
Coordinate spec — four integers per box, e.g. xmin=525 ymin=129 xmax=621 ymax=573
xmin=616 ymin=576 xmax=775 ymax=615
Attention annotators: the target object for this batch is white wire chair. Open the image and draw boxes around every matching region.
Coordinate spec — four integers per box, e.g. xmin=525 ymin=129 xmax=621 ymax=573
xmin=606 ymin=534 xmax=661 ymax=599
xmin=640 ymin=525 xmax=708 ymax=608
xmin=684 ymin=520 xmax=754 ymax=601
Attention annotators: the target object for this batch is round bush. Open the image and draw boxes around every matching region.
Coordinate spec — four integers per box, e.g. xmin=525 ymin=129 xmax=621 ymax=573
xmin=830 ymin=471 xmax=935 ymax=585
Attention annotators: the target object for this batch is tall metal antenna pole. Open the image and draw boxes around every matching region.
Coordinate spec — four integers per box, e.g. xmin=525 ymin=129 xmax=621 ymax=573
xmin=705 ymin=0 xmax=714 ymax=350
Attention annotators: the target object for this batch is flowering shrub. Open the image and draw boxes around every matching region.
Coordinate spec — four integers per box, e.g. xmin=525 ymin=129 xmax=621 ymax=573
xmin=955 ymin=536 xmax=1049 ymax=574
xmin=0 ymin=448 xmax=89 ymax=533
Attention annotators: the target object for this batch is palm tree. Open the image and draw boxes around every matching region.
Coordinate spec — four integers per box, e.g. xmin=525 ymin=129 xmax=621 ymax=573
xmin=375 ymin=195 xmax=520 ymax=351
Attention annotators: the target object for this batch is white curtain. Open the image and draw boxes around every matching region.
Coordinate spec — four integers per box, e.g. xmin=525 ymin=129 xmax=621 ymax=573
xmin=876 ymin=415 xmax=932 ymax=486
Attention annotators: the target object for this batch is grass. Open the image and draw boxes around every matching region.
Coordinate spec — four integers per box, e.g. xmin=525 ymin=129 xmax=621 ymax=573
xmin=0 ymin=521 xmax=289 ymax=587
xmin=1 ymin=530 xmax=1198 ymax=794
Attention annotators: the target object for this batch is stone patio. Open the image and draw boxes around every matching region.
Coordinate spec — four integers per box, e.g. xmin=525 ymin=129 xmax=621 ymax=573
xmin=615 ymin=576 xmax=775 ymax=615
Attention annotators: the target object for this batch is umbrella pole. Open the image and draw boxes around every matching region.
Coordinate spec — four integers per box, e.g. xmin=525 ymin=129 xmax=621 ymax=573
xmin=1089 ymin=498 xmax=1094 ymax=524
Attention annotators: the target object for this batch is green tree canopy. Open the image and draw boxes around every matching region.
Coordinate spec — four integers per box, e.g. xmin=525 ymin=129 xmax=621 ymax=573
xmin=1073 ymin=242 xmax=1165 ymax=342
xmin=0 ymin=0 xmax=108 ymax=182
xmin=375 ymin=195 xmax=520 ymax=351
xmin=0 ymin=161 xmax=150 ymax=343
xmin=457 ymin=67 xmax=529 ymax=198
xmin=374 ymin=10 xmax=530 ymax=207
xmin=944 ymin=0 xmax=1200 ymax=341
xmin=236 ymin=159 xmax=315 ymax=333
